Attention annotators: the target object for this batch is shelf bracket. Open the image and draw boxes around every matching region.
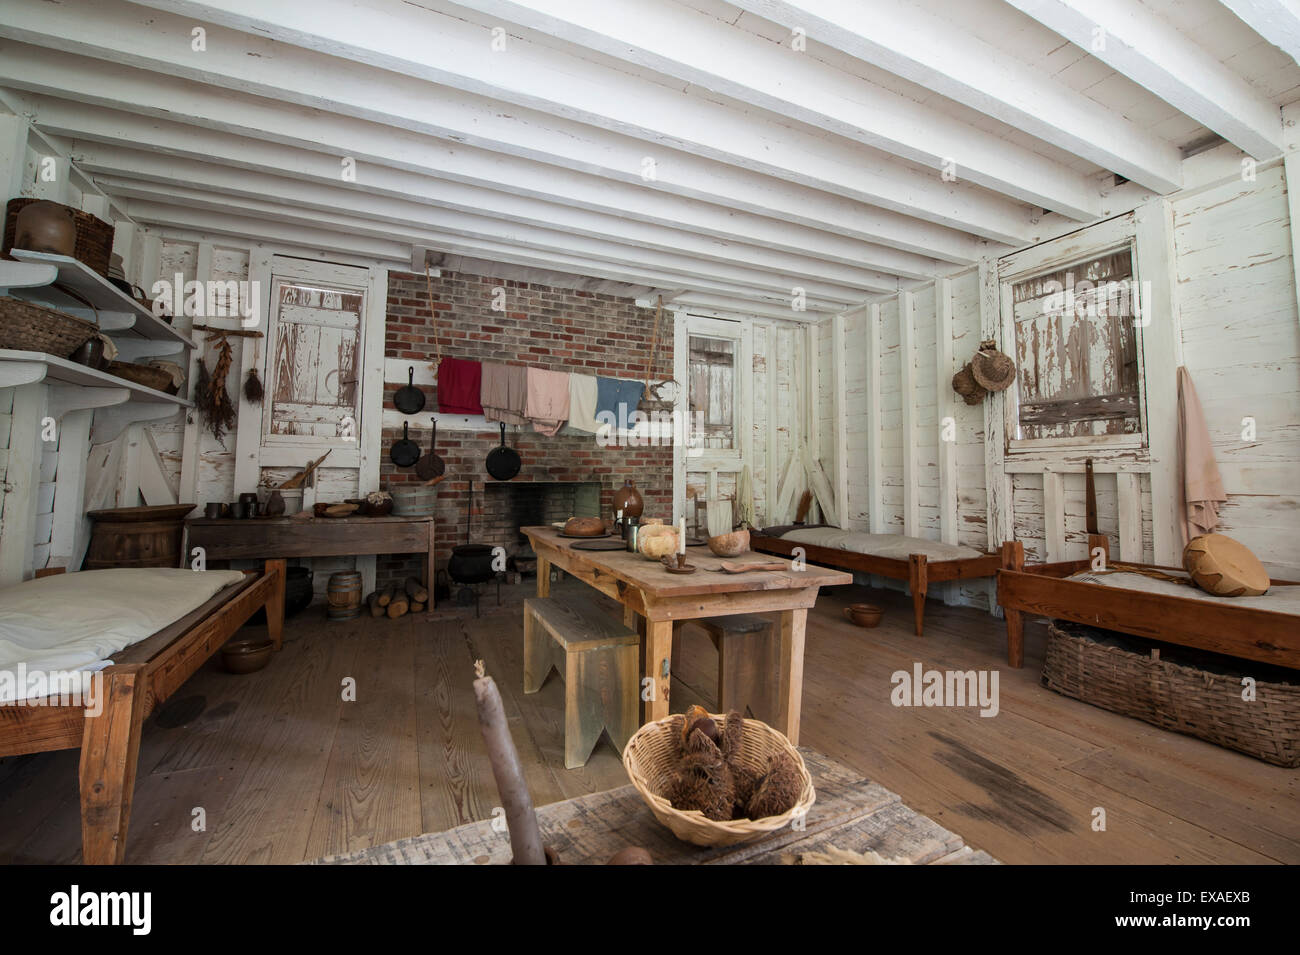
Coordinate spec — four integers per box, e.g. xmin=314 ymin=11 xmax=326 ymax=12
xmin=0 ymin=360 xmax=47 ymax=389
xmin=112 ymin=339 xmax=186 ymax=362
xmin=46 ymin=383 xmax=130 ymax=422
xmin=91 ymin=400 xmax=179 ymax=443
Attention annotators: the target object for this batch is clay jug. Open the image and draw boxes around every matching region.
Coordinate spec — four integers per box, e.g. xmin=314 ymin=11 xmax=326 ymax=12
xmin=612 ymin=479 xmax=644 ymax=520
xmin=264 ymin=489 xmax=286 ymax=517
xmin=14 ymin=200 xmax=77 ymax=257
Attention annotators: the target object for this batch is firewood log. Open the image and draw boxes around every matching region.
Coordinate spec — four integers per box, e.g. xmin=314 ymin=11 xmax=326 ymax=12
xmin=387 ymin=593 xmax=409 ymax=618
xmin=405 ymin=576 xmax=429 ymax=603
xmin=367 ymin=591 xmax=385 ymax=618
xmin=377 ymin=584 xmax=394 ymax=607
xmin=410 ymin=601 xmax=425 ymax=613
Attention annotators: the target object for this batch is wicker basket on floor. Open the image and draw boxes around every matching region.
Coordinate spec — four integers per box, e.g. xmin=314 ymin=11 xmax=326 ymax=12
xmin=1042 ymin=620 xmax=1300 ymax=767
xmin=0 ymin=295 xmax=98 ymax=357
xmin=622 ymin=712 xmax=816 ymax=847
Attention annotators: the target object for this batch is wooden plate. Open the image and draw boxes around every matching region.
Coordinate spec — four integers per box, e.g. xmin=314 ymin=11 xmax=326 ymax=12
xmin=559 ymin=530 xmax=614 ymax=539
xmin=569 ymin=539 xmax=629 ymax=551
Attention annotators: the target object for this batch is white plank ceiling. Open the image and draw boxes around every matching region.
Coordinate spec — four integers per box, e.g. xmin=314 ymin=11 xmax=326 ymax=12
xmin=2 ymin=0 xmax=1299 ymax=317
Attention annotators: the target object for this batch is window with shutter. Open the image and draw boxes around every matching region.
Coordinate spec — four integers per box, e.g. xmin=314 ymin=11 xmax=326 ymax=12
xmin=998 ymin=215 xmax=1148 ymax=455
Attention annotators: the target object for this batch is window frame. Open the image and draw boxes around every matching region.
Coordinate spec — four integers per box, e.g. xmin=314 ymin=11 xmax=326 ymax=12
xmin=997 ymin=214 xmax=1150 ymax=457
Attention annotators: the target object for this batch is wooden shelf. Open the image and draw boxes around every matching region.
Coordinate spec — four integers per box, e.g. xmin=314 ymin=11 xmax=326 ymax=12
xmin=0 ymin=350 xmax=193 ymax=407
xmin=1 ymin=251 xmax=192 ymax=347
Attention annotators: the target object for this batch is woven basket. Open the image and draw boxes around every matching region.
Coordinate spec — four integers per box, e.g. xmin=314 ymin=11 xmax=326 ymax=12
xmin=0 ymin=295 xmax=98 ymax=357
xmin=107 ymin=361 xmax=174 ymax=394
xmin=1043 ymin=621 xmax=1300 ymax=767
xmin=622 ymin=712 xmax=816 ymax=847
xmin=3 ymin=198 xmax=115 ymax=276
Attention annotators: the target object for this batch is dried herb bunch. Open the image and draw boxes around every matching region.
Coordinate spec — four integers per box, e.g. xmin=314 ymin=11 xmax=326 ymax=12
xmin=195 ymin=336 xmax=237 ymax=442
xmin=663 ymin=706 xmax=803 ymax=822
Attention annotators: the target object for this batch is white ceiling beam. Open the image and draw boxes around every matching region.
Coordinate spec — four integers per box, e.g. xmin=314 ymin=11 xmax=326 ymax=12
xmin=122 ymin=194 xmax=849 ymax=311
xmin=727 ymin=0 xmax=1182 ymax=194
xmin=1005 ymin=0 xmax=1285 ymax=159
xmin=446 ymin=0 xmax=1102 ymax=219
xmin=97 ymin=174 xmax=875 ymax=305
xmin=1219 ymin=0 xmax=1300 ymax=66
xmin=671 ymin=292 xmax=834 ymax=322
xmin=119 ymin=0 xmax=1036 ymax=243
xmin=33 ymin=99 xmax=941 ymax=278
xmin=75 ymin=142 xmax=896 ymax=294
xmin=0 ymin=50 xmax=983 ymax=266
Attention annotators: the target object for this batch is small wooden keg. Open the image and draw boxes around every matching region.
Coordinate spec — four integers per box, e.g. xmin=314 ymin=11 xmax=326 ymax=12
xmin=1183 ymin=533 xmax=1270 ymax=597
xmin=326 ymin=570 xmax=364 ymax=620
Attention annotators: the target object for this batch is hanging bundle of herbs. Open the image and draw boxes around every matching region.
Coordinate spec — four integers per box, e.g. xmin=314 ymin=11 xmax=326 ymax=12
xmin=195 ymin=336 xmax=237 ymax=442
xmin=243 ymin=367 xmax=263 ymax=404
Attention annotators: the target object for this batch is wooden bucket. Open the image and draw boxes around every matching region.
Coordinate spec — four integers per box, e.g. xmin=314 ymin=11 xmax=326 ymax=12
xmin=326 ymin=570 xmax=364 ymax=620
xmin=391 ymin=485 xmax=439 ymax=516
xmin=83 ymin=504 xmax=194 ymax=570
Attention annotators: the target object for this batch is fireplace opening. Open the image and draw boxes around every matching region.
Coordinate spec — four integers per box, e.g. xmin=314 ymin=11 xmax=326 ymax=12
xmin=480 ymin=481 xmax=603 ymax=558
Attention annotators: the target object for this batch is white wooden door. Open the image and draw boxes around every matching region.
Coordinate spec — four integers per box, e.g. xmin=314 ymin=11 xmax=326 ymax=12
xmin=674 ymin=314 xmax=753 ymax=536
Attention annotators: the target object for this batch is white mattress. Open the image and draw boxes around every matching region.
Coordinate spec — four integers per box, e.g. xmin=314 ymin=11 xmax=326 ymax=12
xmin=1068 ymin=569 xmax=1300 ymax=616
xmin=0 ymin=568 xmax=246 ymax=704
xmin=778 ymin=527 xmax=985 ymax=562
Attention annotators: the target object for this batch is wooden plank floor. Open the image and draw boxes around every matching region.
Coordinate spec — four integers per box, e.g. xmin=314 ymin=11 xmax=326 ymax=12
xmin=0 ymin=578 xmax=1295 ymax=864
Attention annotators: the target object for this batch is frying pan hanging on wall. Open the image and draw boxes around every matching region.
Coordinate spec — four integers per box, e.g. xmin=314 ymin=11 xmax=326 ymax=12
xmin=485 ymin=422 xmax=521 ymax=481
xmin=393 ymin=366 xmax=425 ymax=415
xmin=415 ymin=418 xmax=445 ymax=481
xmin=390 ymin=421 xmax=421 ymax=468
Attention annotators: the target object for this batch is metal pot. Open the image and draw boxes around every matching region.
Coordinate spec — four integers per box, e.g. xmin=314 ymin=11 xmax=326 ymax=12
xmin=449 ymin=484 xmax=496 ymax=584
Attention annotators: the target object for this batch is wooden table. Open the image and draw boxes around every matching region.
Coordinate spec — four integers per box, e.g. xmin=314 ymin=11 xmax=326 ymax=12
xmin=312 ymin=748 xmax=995 ymax=865
xmin=186 ymin=515 xmax=436 ymax=607
xmin=520 ymin=526 xmax=851 ymax=744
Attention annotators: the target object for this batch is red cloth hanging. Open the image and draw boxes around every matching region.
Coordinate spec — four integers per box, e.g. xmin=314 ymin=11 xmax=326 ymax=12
xmin=437 ymin=356 xmax=484 ymax=415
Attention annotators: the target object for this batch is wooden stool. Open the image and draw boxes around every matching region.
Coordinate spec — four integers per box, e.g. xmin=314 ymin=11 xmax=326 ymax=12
xmin=523 ymin=596 xmax=640 ymax=769
xmin=697 ymin=614 xmax=779 ymax=724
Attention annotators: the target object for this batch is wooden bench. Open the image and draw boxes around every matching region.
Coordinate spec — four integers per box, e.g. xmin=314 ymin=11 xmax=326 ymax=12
xmin=696 ymin=614 xmax=779 ymax=724
xmin=523 ymin=596 xmax=640 ymax=769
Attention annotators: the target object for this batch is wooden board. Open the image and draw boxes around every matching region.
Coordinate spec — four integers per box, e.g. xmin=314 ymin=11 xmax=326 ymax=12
xmin=310 ymin=748 xmax=996 ymax=865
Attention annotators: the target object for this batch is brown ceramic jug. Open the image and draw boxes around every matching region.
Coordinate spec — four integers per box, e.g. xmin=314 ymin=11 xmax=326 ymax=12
xmin=14 ymin=200 xmax=77 ymax=257
xmin=611 ymin=478 xmax=644 ymax=520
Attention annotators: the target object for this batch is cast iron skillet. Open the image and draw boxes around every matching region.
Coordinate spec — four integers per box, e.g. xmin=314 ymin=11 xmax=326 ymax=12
xmin=485 ymin=422 xmax=521 ymax=481
xmin=393 ymin=366 xmax=425 ymax=415
xmin=415 ymin=418 xmax=445 ymax=481
xmin=390 ymin=421 xmax=421 ymax=468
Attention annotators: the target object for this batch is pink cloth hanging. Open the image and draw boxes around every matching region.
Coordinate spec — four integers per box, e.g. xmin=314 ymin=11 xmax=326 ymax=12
xmin=1177 ymin=366 xmax=1227 ymax=544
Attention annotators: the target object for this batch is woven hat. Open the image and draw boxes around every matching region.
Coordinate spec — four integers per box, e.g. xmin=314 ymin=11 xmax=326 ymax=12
xmin=951 ymin=363 xmax=987 ymax=406
xmin=970 ymin=339 xmax=1016 ymax=392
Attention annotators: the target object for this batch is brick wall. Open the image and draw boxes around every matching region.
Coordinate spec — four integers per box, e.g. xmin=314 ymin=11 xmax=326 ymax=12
xmin=379 ymin=269 xmax=673 ymax=588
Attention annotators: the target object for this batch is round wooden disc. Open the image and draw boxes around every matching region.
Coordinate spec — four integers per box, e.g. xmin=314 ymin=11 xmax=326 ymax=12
xmin=1182 ymin=533 xmax=1270 ymax=596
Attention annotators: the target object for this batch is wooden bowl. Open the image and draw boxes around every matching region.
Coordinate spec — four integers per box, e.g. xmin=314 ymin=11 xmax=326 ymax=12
xmin=707 ymin=529 xmax=750 ymax=558
xmin=844 ymin=603 xmax=883 ymax=628
xmin=221 ymin=638 xmax=274 ymax=674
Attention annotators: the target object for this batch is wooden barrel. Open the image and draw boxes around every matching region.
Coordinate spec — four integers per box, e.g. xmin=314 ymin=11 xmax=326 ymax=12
xmin=83 ymin=504 xmax=195 ymax=570
xmin=326 ymin=570 xmax=364 ymax=620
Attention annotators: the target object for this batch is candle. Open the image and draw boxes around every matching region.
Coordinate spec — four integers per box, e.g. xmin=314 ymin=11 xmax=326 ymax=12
xmin=472 ymin=660 xmax=547 ymax=865
xmin=678 ymin=517 xmax=686 ymax=554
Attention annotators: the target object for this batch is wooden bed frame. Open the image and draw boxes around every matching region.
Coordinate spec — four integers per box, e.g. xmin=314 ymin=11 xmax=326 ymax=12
xmin=0 ymin=559 xmax=285 ymax=864
xmin=997 ymin=536 xmax=1300 ymax=670
xmin=749 ymin=530 xmax=1002 ymax=636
